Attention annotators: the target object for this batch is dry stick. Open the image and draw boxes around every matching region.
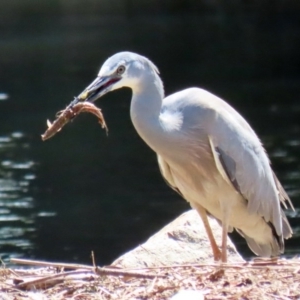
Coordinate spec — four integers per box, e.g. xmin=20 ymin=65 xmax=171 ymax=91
xmin=16 ymin=270 xmax=94 ymax=290
xmin=11 ymin=258 xmax=300 ymax=273
xmin=11 ymin=258 xmax=94 ymax=270
xmin=91 ymin=250 xmax=97 ymax=269
xmin=123 ymin=259 xmax=300 ymax=271
xmin=10 ymin=258 xmax=164 ymax=279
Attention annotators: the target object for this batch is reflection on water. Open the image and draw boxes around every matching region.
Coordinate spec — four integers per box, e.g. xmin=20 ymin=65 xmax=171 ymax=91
xmin=0 ymin=93 xmax=8 ymax=101
xmin=0 ymin=132 xmax=55 ymax=264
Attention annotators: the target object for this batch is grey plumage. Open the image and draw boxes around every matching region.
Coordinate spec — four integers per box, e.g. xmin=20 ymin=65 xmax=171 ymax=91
xmin=77 ymin=51 xmax=294 ymax=262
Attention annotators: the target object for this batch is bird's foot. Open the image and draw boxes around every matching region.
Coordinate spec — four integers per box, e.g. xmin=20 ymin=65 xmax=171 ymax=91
xmin=221 ymin=250 xmax=227 ymax=263
xmin=213 ymin=248 xmax=222 ymax=262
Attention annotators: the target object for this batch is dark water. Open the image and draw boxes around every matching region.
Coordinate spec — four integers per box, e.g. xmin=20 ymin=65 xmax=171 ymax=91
xmin=0 ymin=6 xmax=300 ymax=265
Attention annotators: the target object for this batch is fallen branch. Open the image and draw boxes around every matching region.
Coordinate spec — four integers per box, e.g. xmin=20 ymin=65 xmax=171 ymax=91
xmin=10 ymin=258 xmax=94 ymax=270
xmin=122 ymin=257 xmax=300 ymax=271
xmin=15 ymin=270 xmax=95 ymax=290
xmin=10 ymin=258 xmax=165 ymax=280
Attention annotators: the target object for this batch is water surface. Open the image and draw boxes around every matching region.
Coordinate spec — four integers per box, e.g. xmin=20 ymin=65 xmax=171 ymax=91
xmin=0 ymin=8 xmax=299 ymax=265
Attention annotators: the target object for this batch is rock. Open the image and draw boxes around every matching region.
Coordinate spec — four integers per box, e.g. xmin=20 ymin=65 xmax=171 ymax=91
xmin=112 ymin=210 xmax=243 ymax=268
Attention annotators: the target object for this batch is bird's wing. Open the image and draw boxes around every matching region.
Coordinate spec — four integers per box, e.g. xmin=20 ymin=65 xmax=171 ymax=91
xmin=272 ymin=171 xmax=294 ymax=210
xmin=207 ymin=110 xmax=293 ymax=238
xmin=157 ymin=155 xmax=183 ymax=197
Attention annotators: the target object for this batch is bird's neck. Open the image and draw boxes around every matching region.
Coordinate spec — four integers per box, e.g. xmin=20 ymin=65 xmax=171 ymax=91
xmin=130 ymin=75 xmax=166 ymax=151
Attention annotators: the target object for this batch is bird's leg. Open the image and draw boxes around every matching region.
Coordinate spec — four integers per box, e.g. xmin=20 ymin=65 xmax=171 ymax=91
xmin=221 ymin=222 xmax=228 ymax=263
xmin=220 ymin=203 xmax=231 ymax=263
xmin=194 ymin=205 xmax=222 ymax=261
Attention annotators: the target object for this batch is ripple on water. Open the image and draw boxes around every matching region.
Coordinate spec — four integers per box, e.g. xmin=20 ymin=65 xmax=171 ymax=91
xmin=0 ymin=132 xmax=54 ymax=264
xmin=0 ymin=93 xmax=8 ymax=100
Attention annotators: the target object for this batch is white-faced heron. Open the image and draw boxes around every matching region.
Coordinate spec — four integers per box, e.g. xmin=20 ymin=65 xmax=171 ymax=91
xmin=76 ymin=52 xmax=293 ymax=262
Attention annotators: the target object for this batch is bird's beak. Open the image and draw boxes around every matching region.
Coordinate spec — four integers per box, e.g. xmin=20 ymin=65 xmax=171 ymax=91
xmin=76 ymin=75 xmax=121 ymax=103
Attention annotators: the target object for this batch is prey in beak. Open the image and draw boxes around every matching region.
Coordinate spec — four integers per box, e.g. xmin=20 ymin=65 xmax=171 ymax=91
xmin=41 ymin=68 xmax=123 ymax=140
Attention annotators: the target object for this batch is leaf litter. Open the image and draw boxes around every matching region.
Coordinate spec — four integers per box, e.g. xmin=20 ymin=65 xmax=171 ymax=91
xmin=0 ymin=257 xmax=299 ymax=299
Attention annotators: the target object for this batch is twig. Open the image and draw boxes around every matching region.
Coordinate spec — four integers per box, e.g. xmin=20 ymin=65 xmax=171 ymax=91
xmin=15 ymin=270 xmax=94 ymax=290
xmin=124 ymin=259 xmax=300 ymax=271
xmin=91 ymin=251 xmax=97 ymax=269
xmin=10 ymin=258 xmax=165 ymax=279
xmin=93 ymin=266 xmax=164 ymax=278
xmin=10 ymin=258 xmax=92 ymax=270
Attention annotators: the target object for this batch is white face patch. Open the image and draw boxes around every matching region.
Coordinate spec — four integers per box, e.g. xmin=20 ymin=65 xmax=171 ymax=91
xmin=98 ymin=66 xmax=111 ymax=77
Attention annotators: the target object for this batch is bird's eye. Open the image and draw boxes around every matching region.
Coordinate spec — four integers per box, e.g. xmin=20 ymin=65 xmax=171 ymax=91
xmin=117 ymin=65 xmax=126 ymax=75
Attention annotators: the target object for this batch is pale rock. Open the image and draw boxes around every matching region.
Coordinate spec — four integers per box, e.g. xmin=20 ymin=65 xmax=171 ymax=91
xmin=113 ymin=210 xmax=243 ymax=268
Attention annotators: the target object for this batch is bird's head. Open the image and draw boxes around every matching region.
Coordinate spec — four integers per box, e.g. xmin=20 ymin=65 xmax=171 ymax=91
xmin=76 ymin=51 xmax=161 ymax=103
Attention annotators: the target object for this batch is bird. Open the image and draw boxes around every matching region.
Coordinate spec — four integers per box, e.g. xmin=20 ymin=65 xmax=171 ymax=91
xmin=75 ymin=51 xmax=294 ymax=262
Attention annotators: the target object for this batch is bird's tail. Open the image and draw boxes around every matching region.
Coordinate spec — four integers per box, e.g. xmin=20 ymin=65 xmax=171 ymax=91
xmin=236 ymin=207 xmax=293 ymax=257
xmin=236 ymin=228 xmax=283 ymax=257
